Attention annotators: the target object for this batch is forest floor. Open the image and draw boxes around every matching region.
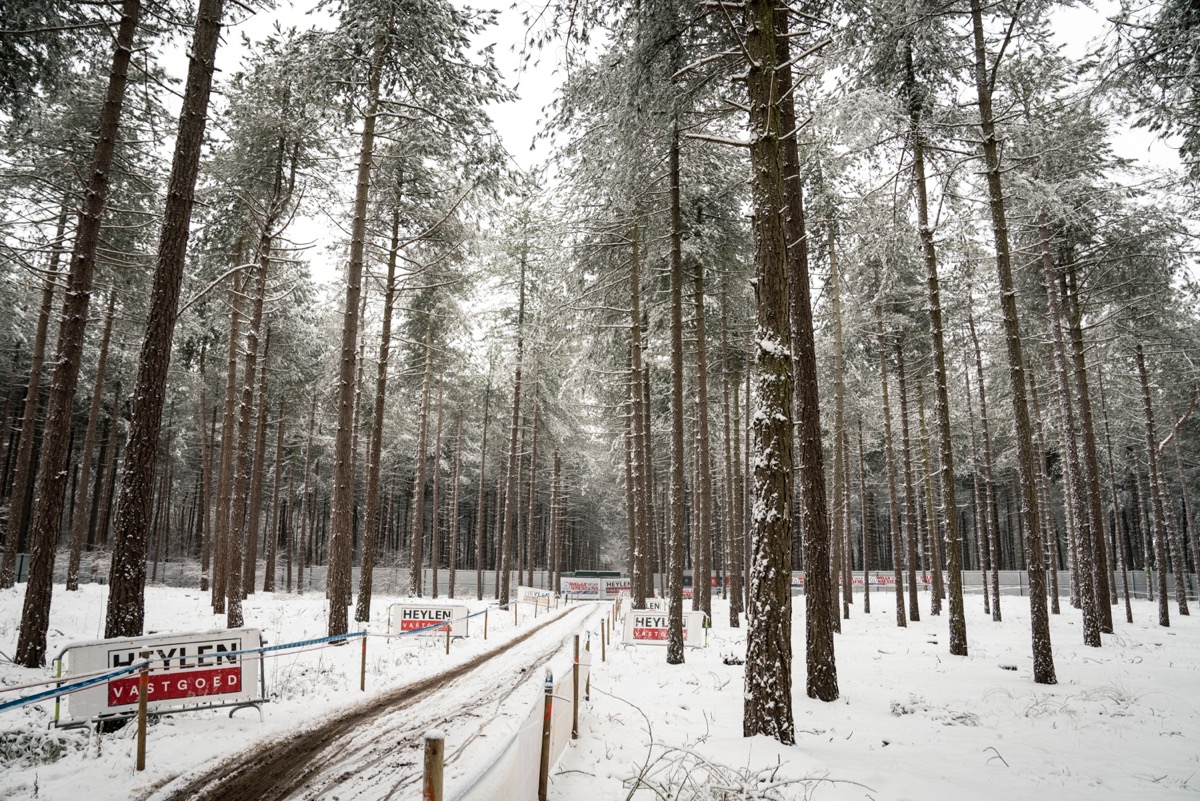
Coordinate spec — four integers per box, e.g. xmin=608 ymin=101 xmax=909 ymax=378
xmin=0 ymin=581 xmax=1197 ymax=800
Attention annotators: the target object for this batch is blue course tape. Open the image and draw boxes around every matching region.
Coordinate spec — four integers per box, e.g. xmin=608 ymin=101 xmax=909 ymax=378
xmin=0 ymin=661 xmax=147 ymax=714
xmin=3 ymin=603 xmax=508 ymax=715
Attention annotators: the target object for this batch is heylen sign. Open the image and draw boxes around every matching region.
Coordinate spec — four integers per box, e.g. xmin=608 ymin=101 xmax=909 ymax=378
xmin=57 ymin=628 xmax=264 ymax=724
xmin=622 ymin=610 xmax=709 ymax=647
xmin=387 ymin=603 xmax=470 ymax=637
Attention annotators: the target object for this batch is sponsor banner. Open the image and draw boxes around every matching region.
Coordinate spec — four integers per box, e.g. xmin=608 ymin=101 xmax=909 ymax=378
xmin=622 ymin=610 xmax=708 ymax=648
xmin=637 ymin=597 xmax=667 ymax=611
xmin=387 ymin=603 xmax=470 ymax=637
xmin=517 ymin=585 xmax=554 ymax=608
xmin=603 ymin=579 xmax=631 ymax=597
xmin=61 ymin=628 xmax=263 ymax=723
xmin=561 ymin=578 xmax=602 ymax=598
xmin=791 ymin=572 xmax=933 ymax=589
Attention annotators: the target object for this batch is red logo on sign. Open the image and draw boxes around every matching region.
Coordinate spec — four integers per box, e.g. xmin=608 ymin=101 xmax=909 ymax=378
xmin=107 ymin=667 xmax=241 ymax=706
xmin=400 ymin=619 xmax=448 ymax=632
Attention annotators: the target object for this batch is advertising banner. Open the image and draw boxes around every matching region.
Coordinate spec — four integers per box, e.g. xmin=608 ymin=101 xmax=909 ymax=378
xmin=387 ymin=602 xmax=470 ymax=637
xmin=622 ymin=610 xmax=708 ymax=647
xmin=560 ymin=577 xmax=602 ymax=598
xmin=59 ymin=628 xmax=263 ymax=723
xmin=516 ymin=585 xmax=554 ymax=609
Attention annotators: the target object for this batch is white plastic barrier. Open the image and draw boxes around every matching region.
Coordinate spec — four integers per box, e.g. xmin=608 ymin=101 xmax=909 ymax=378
xmin=386 ymin=602 xmax=471 ymax=637
xmin=622 ymin=610 xmax=708 ymax=647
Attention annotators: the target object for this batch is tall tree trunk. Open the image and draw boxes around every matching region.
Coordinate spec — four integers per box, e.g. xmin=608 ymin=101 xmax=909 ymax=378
xmin=967 ymin=315 xmax=1002 ymax=620
xmin=327 ymin=35 xmax=386 ymax=636
xmin=691 ymin=257 xmax=714 ymax=620
xmin=895 ymin=343 xmax=922 ymax=623
xmin=66 ymin=291 xmax=115 ymax=590
xmin=1060 ymin=257 xmax=1114 ymax=630
xmin=857 ymin=421 xmax=872 ymax=614
xmin=776 ymin=7 xmax=835 ymax=707
xmin=101 ymin=0 xmax=225 ymax=643
xmin=243 ymin=329 xmax=272 ymax=597
xmin=498 ymin=254 xmax=526 ymax=607
xmin=524 ymin=389 xmax=539 ymax=589
xmin=1028 ymin=373 xmax=1061 ymax=614
xmin=877 ymin=312 xmax=907 ymax=628
xmin=915 ymin=378 xmax=945 ymax=615
xmin=5 ymin=0 xmax=141 ymax=616
xmin=829 ymin=230 xmax=849 ymax=625
xmin=212 ymin=272 xmax=243 ymax=611
xmin=968 ymin=0 xmax=1055 ymax=683
xmin=1136 ymin=344 xmax=1171 ymax=626
xmin=1039 ymin=224 xmax=1100 ymax=646
xmin=355 ymin=208 xmax=400 ymax=619
xmin=666 ymin=120 xmax=687 ymax=666
xmin=474 ymin=378 xmax=490 ymax=601
xmin=448 ymin=415 xmax=463 ymax=597
xmin=410 ymin=317 xmax=434 ymax=597
xmin=264 ymin=400 xmax=285 ymax=592
xmin=0 ymin=229 xmax=61 ymax=587
xmin=964 ymin=365 xmax=989 ymax=615
xmin=904 ymin=44 xmax=965 ymax=643
xmin=430 ymin=372 xmax=445 ymax=598
xmin=1097 ymin=370 xmax=1134 ymax=623
xmin=296 ymin=399 xmax=316 ymax=593
xmin=743 ymin=2 xmax=798 ymax=740
xmin=721 ymin=277 xmax=740 ymax=624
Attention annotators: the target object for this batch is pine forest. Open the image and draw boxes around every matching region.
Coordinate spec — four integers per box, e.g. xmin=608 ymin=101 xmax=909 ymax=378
xmin=1 ymin=0 xmax=1199 ymax=778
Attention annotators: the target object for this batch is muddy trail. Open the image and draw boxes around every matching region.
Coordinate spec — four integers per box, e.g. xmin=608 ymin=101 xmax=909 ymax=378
xmin=143 ymin=604 xmax=593 ymax=801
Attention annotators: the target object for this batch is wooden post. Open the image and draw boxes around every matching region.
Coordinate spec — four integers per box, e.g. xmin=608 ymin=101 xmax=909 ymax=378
xmin=585 ymin=636 xmax=592 ymax=699
xmin=136 ymin=650 xmax=150 ymax=771
xmin=484 ymin=608 xmax=489 ymax=640
xmin=514 ymin=601 xmax=519 ymax=626
xmin=445 ymin=622 xmax=451 ymax=655
xmin=423 ymin=730 xmax=444 ymax=801
xmin=360 ymin=631 xmax=368 ymax=692
xmin=601 ymin=620 xmax=606 ymax=662
xmin=538 ymin=669 xmax=554 ymax=801
xmin=572 ymin=635 xmax=580 ymax=739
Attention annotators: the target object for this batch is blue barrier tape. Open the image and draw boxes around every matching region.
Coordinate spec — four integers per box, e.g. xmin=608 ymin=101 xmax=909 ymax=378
xmin=0 ymin=661 xmax=148 ymax=714
xmin=2 ymin=602 xmax=512 ymax=714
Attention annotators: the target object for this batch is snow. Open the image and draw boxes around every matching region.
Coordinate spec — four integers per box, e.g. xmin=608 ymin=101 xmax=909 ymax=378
xmin=1 ymin=583 xmax=1198 ymax=799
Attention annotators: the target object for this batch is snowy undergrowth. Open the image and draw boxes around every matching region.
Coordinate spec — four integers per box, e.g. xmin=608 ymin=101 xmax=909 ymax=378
xmin=554 ymin=594 xmax=1200 ymax=800
xmin=0 ymin=583 xmax=528 ymax=800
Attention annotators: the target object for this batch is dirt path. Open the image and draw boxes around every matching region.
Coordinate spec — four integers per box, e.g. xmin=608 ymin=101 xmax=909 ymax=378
xmin=144 ymin=604 xmax=593 ymax=801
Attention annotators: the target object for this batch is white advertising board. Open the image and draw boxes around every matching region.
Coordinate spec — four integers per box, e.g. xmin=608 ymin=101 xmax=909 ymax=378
xmin=622 ymin=610 xmax=708 ymax=647
xmin=560 ymin=577 xmax=602 ymax=598
xmin=637 ymin=597 xmax=667 ymax=611
xmin=516 ymin=585 xmax=553 ymax=609
xmin=603 ymin=578 xmax=632 ymax=597
xmin=60 ymin=628 xmax=263 ymax=724
xmin=387 ymin=602 xmax=470 ymax=637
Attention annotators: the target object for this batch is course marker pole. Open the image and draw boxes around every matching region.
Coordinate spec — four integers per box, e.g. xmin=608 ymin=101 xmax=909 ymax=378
xmin=423 ymin=730 xmax=444 ymax=801
xmin=484 ymin=608 xmax=489 ymax=640
xmin=136 ymin=651 xmax=150 ymax=771
xmin=360 ymin=631 xmax=367 ymax=692
xmin=538 ymin=669 xmax=553 ymax=801
xmin=572 ymin=635 xmax=580 ymax=739
xmin=601 ymin=620 xmax=607 ymax=662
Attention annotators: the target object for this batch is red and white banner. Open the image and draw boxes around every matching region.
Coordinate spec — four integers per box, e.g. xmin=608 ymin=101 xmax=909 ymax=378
xmin=59 ymin=628 xmax=263 ymax=723
xmin=561 ymin=578 xmax=602 ymax=598
xmin=622 ymin=611 xmax=708 ymax=647
xmin=387 ymin=602 xmax=470 ymax=637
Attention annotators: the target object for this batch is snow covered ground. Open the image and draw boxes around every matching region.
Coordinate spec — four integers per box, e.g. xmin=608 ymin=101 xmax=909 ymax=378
xmin=1 ymin=583 xmax=1197 ymax=800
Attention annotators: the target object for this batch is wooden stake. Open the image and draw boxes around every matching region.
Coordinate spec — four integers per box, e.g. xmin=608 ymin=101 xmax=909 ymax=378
xmin=445 ymin=623 xmax=451 ymax=655
xmin=484 ymin=608 xmax=489 ymax=640
xmin=601 ymin=620 xmax=606 ymax=662
xmin=514 ymin=602 xmax=519 ymax=626
xmin=572 ymin=635 xmax=580 ymax=739
xmin=360 ymin=632 xmax=367 ymax=692
xmin=423 ymin=730 xmax=444 ymax=801
xmin=136 ymin=651 xmax=150 ymax=771
xmin=538 ymin=669 xmax=554 ymax=801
